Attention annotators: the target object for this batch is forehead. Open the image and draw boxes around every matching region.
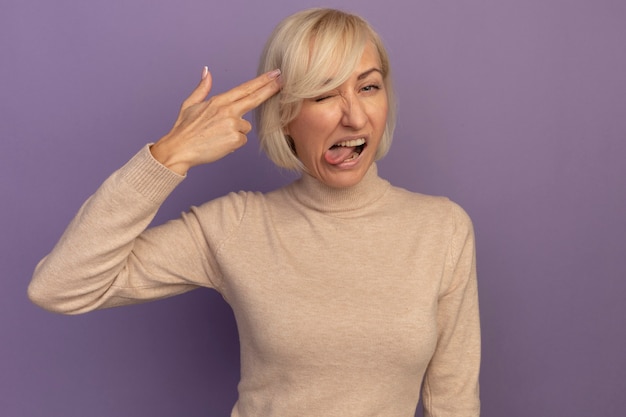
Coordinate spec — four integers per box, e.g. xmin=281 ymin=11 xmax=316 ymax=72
xmin=318 ymin=42 xmax=382 ymax=84
xmin=331 ymin=42 xmax=383 ymax=85
xmin=355 ymin=42 xmax=382 ymax=73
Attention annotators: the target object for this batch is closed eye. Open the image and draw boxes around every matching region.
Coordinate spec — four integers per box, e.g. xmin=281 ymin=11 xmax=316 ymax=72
xmin=314 ymin=95 xmax=333 ymax=102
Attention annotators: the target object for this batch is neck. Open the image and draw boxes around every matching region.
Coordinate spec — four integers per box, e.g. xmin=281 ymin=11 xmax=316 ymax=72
xmin=287 ymin=164 xmax=390 ymax=214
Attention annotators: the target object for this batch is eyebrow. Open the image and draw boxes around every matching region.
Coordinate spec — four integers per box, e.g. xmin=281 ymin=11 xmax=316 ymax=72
xmin=357 ymin=68 xmax=383 ymax=80
xmin=321 ymin=67 xmax=383 ymax=87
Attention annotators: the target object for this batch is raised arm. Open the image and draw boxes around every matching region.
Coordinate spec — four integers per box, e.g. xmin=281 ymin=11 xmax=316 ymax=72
xmin=28 ymin=68 xmax=281 ymax=314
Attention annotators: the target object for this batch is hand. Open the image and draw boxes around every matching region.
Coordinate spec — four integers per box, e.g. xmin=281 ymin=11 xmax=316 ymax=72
xmin=151 ymin=67 xmax=282 ymax=175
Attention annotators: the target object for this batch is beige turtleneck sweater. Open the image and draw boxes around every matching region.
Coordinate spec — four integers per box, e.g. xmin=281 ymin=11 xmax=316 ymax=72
xmin=29 ymin=145 xmax=480 ymax=417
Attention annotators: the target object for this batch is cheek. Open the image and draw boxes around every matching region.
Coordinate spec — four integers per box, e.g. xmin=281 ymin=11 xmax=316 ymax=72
xmin=367 ymin=106 xmax=388 ymax=132
xmin=291 ymin=109 xmax=336 ymax=143
xmin=287 ymin=109 xmax=315 ymax=138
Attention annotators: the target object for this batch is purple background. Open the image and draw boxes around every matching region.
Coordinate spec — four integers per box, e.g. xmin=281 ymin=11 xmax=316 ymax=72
xmin=2 ymin=0 xmax=625 ymax=416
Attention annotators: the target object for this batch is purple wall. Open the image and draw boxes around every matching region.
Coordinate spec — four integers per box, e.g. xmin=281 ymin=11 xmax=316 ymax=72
xmin=2 ymin=0 xmax=625 ymax=416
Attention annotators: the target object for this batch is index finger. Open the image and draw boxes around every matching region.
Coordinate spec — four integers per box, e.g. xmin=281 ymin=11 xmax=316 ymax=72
xmin=215 ymin=69 xmax=282 ymax=115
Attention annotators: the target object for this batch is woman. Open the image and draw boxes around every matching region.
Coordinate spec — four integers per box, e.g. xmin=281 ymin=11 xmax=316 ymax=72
xmin=29 ymin=8 xmax=480 ymax=417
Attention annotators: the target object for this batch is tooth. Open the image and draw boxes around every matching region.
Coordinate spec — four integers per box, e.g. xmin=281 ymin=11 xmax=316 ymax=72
xmin=336 ymin=138 xmax=365 ymax=147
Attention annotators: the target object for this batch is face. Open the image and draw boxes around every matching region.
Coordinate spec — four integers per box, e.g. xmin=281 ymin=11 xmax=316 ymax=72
xmin=285 ymin=42 xmax=388 ymax=188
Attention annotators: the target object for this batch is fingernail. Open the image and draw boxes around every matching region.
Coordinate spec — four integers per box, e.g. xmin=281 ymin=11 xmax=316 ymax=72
xmin=201 ymin=66 xmax=209 ymax=80
xmin=268 ymin=68 xmax=281 ymax=79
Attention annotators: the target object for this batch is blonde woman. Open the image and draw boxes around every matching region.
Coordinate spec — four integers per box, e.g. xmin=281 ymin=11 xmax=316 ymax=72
xmin=29 ymin=8 xmax=480 ymax=417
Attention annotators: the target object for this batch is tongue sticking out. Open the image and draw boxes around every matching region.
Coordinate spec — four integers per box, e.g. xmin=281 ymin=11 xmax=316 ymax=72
xmin=324 ymin=146 xmax=357 ymax=165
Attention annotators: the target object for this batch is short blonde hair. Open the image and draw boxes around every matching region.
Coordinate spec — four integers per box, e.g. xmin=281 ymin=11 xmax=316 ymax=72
xmin=256 ymin=8 xmax=397 ymax=170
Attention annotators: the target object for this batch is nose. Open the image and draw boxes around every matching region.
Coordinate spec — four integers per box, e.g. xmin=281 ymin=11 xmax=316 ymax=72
xmin=341 ymin=94 xmax=367 ymax=129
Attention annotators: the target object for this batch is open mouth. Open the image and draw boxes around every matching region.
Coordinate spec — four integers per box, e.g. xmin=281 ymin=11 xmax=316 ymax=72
xmin=325 ymin=138 xmax=367 ymax=165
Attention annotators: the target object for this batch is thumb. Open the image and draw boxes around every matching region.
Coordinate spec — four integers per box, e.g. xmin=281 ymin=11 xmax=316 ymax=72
xmin=182 ymin=66 xmax=213 ymax=108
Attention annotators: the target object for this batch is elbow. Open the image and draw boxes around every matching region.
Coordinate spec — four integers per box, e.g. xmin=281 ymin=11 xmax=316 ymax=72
xmin=29 ymin=257 xmax=121 ymax=314
xmin=27 ymin=280 xmax=42 ymax=306
xmin=27 ymin=269 xmax=85 ymax=315
xmin=27 ymin=278 xmax=70 ymax=314
xmin=28 ymin=258 xmax=59 ymax=312
xmin=27 ymin=272 xmax=47 ymax=308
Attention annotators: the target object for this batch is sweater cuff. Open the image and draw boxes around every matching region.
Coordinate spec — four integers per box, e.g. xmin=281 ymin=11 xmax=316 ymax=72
xmin=118 ymin=144 xmax=186 ymax=203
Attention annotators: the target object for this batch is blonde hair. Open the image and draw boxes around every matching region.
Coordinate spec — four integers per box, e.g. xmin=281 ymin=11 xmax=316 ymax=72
xmin=256 ymin=8 xmax=397 ymax=170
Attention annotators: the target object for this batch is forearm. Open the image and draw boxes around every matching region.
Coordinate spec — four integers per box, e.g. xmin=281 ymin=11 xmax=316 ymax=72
xmin=28 ymin=145 xmax=185 ymax=314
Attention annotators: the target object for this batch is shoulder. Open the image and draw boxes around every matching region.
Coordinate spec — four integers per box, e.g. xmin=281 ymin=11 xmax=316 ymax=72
xmin=389 ymin=184 xmax=467 ymax=216
xmin=193 ymin=190 xmax=262 ymax=217
xmin=385 ymin=185 xmax=474 ymax=234
xmin=193 ymin=187 xmax=294 ymax=225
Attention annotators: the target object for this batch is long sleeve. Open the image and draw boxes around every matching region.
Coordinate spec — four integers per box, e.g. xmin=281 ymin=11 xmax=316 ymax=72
xmin=421 ymin=203 xmax=481 ymax=417
xmin=28 ymin=155 xmax=482 ymax=416
xmin=28 ymin=145 xmax=216 ymax=314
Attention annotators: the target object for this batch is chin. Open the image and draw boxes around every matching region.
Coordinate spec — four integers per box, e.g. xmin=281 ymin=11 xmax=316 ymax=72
xmin=321 ymin=165 xmax=370 ymax=188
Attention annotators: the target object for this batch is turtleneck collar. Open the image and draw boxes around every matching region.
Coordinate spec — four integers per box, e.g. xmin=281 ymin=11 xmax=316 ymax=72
xmin=285 ymin=163 xmax=390 ymax=214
